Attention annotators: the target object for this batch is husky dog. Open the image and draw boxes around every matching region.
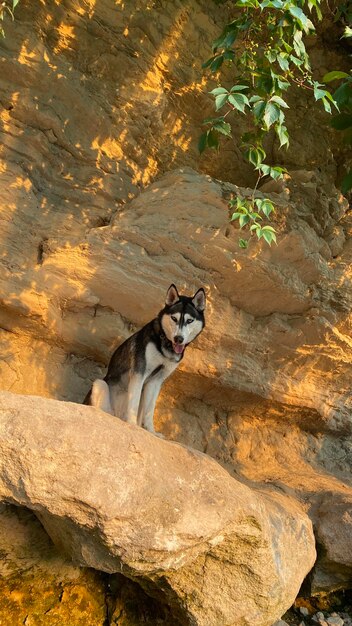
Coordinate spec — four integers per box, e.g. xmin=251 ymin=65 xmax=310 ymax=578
xmin=84 ymin=284 xmax=206 ymax=436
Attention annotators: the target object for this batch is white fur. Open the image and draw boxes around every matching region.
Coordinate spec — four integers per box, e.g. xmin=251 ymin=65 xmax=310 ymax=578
xmin=92 ymin=344 xmax=178 ymax=435
xmin=88 ymin=285 xmax=205 ymax=436
xmin=91 ymin=380 xmax=113 ymax=415
xmin=161 ymin=312 xmax=203 ymax=346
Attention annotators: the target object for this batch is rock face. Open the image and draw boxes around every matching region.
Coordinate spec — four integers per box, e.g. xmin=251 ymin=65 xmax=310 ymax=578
xmin=0 ymin=162 xmax=351 ymax=600
xmin=0 ymin=504 xmax=107 ymax=625
xmin=0 ymin=0 xmax=351 ymax=619
xmin=0 ymin=391 xmax=316 ymax=626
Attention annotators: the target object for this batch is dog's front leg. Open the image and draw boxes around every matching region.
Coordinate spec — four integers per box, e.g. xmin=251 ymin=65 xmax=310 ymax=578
xmin=126 ymin=374 xmax=144 ymax=425
xmin=138 ymin=378 xmax=163 ymax=435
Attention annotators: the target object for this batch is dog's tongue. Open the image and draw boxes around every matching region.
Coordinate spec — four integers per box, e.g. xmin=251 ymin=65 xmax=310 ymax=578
xmin=173 ymin=343 xmax=185 ymax=354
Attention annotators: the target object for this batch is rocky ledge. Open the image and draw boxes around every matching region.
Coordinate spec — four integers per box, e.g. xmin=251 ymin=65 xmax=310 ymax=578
xmin=0 ymin=391 xmax=315 ymax=626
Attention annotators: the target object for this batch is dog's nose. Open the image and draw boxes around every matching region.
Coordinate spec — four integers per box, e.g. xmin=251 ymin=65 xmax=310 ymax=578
xmin=174 ymin=335 xmax=184 ymax=344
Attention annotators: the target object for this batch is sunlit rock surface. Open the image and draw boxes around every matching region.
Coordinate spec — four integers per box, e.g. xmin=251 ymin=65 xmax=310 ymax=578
xmin=0 ymin=391 xmax=315 ymax=626
xmin=0 ymin=0 xmax=351 ymax=619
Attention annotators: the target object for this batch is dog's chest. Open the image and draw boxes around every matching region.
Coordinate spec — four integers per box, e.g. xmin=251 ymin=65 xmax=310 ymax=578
xmin=145 ymin=342 xmax=179 ymax=379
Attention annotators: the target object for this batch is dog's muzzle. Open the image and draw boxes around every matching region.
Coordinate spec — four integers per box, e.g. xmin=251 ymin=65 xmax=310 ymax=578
xmin=173 ymin=335 xmax=185 ymax=354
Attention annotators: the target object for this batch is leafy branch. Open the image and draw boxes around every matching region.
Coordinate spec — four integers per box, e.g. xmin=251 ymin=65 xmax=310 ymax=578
xmin=0 ymin=0 xmax=19 ymax=37
xmin=199 ymin=0 xmax=339 ymax=247
xmin=323 ymin=29 xmax=352 ymax=194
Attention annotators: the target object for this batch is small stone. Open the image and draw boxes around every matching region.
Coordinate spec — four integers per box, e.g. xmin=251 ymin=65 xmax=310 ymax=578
xmin=327 ymin=617 xmax=344 ymax=626
xmin=273 ymin=621 xmax=290 ymax=626
xmin=300 ymin=607 xmax=309 ymax=617
xmin=313 ymin=613 xmax=326 ymax=623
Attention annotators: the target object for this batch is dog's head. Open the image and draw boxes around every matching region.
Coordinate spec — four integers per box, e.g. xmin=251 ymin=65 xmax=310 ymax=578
xmin=160 ymin=284 xmax=206 ymax=355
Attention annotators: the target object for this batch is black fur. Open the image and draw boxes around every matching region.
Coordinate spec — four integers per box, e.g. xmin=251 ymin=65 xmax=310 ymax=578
xmin=83 ymin=287 xmax=205 ymax=406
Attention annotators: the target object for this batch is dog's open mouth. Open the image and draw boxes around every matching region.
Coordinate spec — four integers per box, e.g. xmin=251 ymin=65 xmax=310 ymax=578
xmin=173 ymin=343 xmax=185 ymax=354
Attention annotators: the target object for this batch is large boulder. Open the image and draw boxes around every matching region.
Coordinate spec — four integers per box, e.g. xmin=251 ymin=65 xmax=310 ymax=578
xmin=0 ymin=391 xmax=315 ymax=626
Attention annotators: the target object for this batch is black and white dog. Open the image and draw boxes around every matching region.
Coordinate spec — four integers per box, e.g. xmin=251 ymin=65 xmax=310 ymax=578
xmin=84 ymin=284 xmax=206 ymax=436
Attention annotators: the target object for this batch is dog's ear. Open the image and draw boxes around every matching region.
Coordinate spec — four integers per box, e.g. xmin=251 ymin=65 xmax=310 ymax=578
xmin=192 ymin=288 xmax=206 ymax=312
xmin=166 ymin=284 xmax=179 ymax=306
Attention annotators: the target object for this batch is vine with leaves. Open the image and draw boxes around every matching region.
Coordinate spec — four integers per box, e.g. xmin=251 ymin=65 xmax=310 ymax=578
xmin=0 ymin=0 xmax=19 ymax=37
xmin=200 ymin=0 xmax=350 ymax=248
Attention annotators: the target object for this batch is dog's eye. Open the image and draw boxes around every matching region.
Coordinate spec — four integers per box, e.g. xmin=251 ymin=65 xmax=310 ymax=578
xmin=171 ymin=315 xmax=178 ymax=323
xmin=186 ymin=319 xmax=194 ymax=325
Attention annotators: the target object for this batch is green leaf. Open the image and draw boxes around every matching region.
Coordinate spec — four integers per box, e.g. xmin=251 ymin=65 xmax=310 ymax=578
xmin=228 ymin=92 xmax=249 ymax=113
xmin=230 ymin=85 xmax=249 ymax=92
xmin=263 ymin=102 xmax=280 ymax=128
xmin=259 ymin=164 xmax=271 ymax=176
xmin=215 ymin=93 xmax=229 ymax=111
xmin=341 ymin=170 xmax=352 ymax=194
xmin=223 ymin=50 xmax=236 ymax=61
xmin=236 ymin=0 xmax=260 ymax=7
xmin=290 ymin=57 xmax=304 ymax=68
xmin=202 ymin=56 xmax=218 ymax=69
xmin=213 ymin=119 xmax=232 ymax=136
xmin=210 ymin=56 xmax=224 ymax=72
xmin=313 ymin=82 xmax=328 ymax=102
xmin=322 ymin=97 xmax=332 ymax=114
xmin=230 ymin=212 xmax=242 ymax=221
xmin=198 ymin=132 xmax=208 ymax=154
xmin=261 ymin=225 xmax=276 ymax=232
xmin=260 ymin=0 xmax=283 ymax=7
xmin=245 ymin=146 xmax=265 ymax=167
xmin=258 ymin=74 xmax=274 ymax=94
xmin=239 ymin=238 xmax=249 ymax=249
xmin=255 ymin=199 xmax=275 ymax=217
xmin=331 ymin=113 xmax=352 ymax=131
xmin=262 ymin=230 xmax=277 ymax=245
xmin=342 ymin=26 xmax=352 ymax=39
xmin=288 ymin=6 xmax=314 ymax=33
xmin=265 ymin=49 xmax=277 ymax=63
xmin=239 ymin=214 xmax=250 ymax=228
xmin=270 ymin=95 xmax=289 ymax=108
xmin=269 ymin=166 xmax=286 ymax=179
xmin=207 ymin=130 xmax=220 ymax=149
xmin=276 ymin=124 xmax=289 ymax=148
xmin=323 ymin=71 xmax=350 ymax=83
xmin=13 ymin=0 xmax=19 ymax=7
xmin=277 ymin=53 xmax=289 ymax=72
xmin=333 ymin=82 xmax=352 ymax=108
xmin=236 ymin=196 xmax=248 ymax=211
xmin=209 ymin=87 xmax=228 ymax=96
xmin=293 ymin=30 xmax=306 ymax=58
xmin=252 ymin=100 xmax=266 ymax=121
xmin=277 ymin=77 xmax=290 ymax=91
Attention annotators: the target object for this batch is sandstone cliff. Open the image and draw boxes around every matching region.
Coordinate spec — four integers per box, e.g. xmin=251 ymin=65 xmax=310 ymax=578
xmin=0 ymin=1 xmax=351 ymax=625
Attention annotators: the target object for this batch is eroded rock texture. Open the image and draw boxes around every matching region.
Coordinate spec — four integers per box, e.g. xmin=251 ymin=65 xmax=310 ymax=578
xmin=0 ymin=0 xmax=351 ymax=624
xmin=0 ymin=504 xmax=107 ymax=625
xmin=0 ymin=391 xmax=316 ymax=626
xmin=1 ymin=164 xmax=351 ymax=609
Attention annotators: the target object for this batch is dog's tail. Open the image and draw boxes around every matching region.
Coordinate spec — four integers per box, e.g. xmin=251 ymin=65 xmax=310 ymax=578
xmin=83 ymin=379 xmax=113 ymax=415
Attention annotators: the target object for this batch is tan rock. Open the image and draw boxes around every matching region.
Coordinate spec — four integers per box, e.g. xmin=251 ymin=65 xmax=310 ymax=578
xmin=0 ymin=165 xmax=351 ymax=600
xmin=312 ymin=494 xmax=352 ymax=593
xmin=0 ymin=504 xmax=106 ymax=625
xmin=0 ymin=0 xmax=351 ymax=607
xmin=0 ymin=391 xmax=316 ymax=626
